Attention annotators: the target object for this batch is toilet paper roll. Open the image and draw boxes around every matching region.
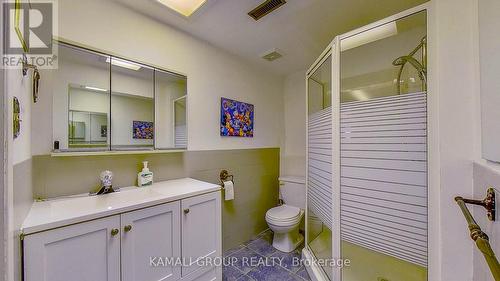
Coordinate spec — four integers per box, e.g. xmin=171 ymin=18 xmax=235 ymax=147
xmin=224 ymin=181 xmax=234 ymax=201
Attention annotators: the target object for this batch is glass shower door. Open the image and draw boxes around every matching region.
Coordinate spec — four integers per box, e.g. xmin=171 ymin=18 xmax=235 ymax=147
xmin=306 ymin=55 xmax=333 ymax=280
xmin=339 ymin=11 xmax=428 ymax=281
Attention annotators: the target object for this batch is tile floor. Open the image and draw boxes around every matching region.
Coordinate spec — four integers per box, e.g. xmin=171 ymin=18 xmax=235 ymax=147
xmin=223 ymin=230 xmax=311 ymax=281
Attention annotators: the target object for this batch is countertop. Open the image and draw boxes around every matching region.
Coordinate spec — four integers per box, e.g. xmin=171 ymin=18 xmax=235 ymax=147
xmin=21 ymin=178 xmax=221 ymax=235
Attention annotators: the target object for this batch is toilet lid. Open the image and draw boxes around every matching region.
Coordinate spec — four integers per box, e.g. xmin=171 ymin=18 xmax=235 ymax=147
xmin=266 ymin=205 xmax=301 ymax=221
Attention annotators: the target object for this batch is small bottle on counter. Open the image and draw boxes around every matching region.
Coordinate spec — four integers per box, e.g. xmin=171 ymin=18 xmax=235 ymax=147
xmin=137 ymin=161 xmax=153 ymax=187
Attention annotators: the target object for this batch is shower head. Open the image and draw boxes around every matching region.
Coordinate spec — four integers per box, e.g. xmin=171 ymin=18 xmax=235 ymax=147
xmin=392 ymin=55 xmax=427 ymax=82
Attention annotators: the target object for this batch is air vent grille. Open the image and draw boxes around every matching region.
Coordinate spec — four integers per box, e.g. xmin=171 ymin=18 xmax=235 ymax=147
xmin=248 ymin=0 xmax=286 ymax=21
xmin=262 ymin=50 xmax=283 ymax=61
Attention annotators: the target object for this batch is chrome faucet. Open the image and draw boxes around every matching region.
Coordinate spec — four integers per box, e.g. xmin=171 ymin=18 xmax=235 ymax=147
xmin=90 ymin=170 xmax=118 ymax=196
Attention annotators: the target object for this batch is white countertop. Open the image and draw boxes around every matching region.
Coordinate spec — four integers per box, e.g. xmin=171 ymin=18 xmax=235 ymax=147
xmin=22 ymin=178 xmax=221 ymax=235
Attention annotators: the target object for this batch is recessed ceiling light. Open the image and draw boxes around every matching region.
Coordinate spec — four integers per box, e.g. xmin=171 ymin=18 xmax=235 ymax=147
xmin=106 ymin=57 xmax=142 ymax=71
xmin=85 ymin=86 xmax=108 ymax=92
xmin=157 ymin=0 xmax=207 ymax=17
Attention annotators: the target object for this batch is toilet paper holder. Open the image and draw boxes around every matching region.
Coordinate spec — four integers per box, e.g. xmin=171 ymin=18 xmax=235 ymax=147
xmin=219 ymin=170 xmax=234 ymax=188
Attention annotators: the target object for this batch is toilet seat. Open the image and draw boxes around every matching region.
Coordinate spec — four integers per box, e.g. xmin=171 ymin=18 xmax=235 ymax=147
xmin=266 ymin=205 xmax=302 ymax=226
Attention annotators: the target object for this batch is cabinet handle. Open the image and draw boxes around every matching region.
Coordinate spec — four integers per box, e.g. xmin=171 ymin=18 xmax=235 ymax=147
xmin=111 ymin=228 xmax=119 ymax=236
xmin=124 ymin=225 xmax=132 ymax=232
xmin=184 ymin=208 xmax=190 ymax=214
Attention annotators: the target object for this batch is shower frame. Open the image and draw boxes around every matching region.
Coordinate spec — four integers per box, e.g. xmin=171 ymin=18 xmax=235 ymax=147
xmin=303 ymin=3 xmax=436 ymax=281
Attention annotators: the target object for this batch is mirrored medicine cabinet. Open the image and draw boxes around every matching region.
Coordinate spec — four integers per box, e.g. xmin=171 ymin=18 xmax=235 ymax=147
xmin=51 ymin=41 xmax=187 ymax=153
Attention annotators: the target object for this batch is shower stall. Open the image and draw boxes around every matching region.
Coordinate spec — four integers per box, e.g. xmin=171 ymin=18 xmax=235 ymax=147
xmin=304 ymin=4 xmax=430 ymax=281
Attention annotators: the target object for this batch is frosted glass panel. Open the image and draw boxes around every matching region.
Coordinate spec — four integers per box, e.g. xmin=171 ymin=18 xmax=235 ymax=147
xmin=307 ymin=55 xmax=333 ymax=280
xmin=340 ymin=11 xmax=428 ymax=281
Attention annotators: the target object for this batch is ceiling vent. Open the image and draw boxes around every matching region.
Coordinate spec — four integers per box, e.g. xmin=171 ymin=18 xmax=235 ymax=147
xmin=261 ymin=49 xmax=283 ymax=62
xmin=248 ymin=0 xmax=286 ymax=21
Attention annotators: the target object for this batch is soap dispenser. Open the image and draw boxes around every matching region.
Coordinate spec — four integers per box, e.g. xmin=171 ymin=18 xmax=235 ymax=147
xmin=137 ymin=161 xmax=153 ymax=187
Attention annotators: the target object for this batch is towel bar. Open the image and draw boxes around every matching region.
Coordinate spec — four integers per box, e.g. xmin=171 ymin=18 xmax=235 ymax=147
xmin=455 ymin=188 xmax=500 ymax=281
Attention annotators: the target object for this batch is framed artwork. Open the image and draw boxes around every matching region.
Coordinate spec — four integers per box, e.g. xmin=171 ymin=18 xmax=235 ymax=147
xmin=220 ymin=97 xmax=254 ymax=137
xmin=133 ymin=121 xmax=154 ymax=139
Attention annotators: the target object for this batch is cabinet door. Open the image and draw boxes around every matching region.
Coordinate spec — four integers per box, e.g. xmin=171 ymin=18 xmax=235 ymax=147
xmin=23 ymin=216 xmax=121 ymax=281
xmin=181 ymin=191 xmax=221 ymax=277
xmin=121 ymin=201 xmax=181 ymax=281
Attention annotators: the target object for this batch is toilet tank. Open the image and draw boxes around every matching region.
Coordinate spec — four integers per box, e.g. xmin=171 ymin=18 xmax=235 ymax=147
xmin=279 ymin=176 xmax=306 ymax=209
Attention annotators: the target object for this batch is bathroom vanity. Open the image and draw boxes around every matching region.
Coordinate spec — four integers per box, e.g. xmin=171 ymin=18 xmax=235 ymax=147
xmin=21 ymin=178 xmax=222 ymax=281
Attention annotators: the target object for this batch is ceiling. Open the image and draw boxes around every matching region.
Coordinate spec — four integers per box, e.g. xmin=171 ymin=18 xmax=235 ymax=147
xmin=114 ymin=0 xmax=427 ymax=77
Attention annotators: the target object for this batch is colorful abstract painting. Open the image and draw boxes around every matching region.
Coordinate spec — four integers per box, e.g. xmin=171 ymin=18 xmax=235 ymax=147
xmin=133 ymin=121 xmax=154 ymax=139
xmin=220 ymin=97 xmax=254 ymax=137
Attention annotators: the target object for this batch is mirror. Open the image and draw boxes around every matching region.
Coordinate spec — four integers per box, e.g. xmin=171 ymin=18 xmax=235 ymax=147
xmin=111 ymin=59 xmax=154 ymax=150
xmin=51 ymin=41 xmax=188 ymax=152
xmin=52 ymin=42 xmax=110 ymax=151
xmin=155 ymin=70 xmax=187 ymax=149
xmin=173 ymin=96 xmax=187 ymax=148
xmin=68 ymin=110 xmax=108 ymax=148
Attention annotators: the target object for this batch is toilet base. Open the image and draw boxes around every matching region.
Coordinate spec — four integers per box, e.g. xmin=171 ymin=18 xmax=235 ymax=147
xmin=272 ymin=228 xmax=304 ymax=253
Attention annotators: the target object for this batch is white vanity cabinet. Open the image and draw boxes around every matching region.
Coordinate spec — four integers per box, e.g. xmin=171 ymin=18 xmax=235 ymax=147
xmin=22 ymin=179 xmax=221 ymax=281
xmin=24 ymin=216 xmax=121 ymax=281
xmin=121 ymin=201 xmax=181 ymax=281
xmin=181 ymin=192 xmax=222 ymax=280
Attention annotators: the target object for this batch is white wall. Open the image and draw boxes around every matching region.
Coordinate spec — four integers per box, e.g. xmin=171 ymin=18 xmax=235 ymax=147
xmin=281 ymin=70 xmax=306 ymax=177
xmin=478 ymin=0 xmax=500 ymax=162
xmin=6 ymin=65 xmax=34 ymax=281
xmin=432 ymin=0 xmax=480 ymax=280
xmin=8 ymin=71 xmax=31 ymax=165
xmin=0 ymin=1 xmax=5 ymax=277
xmin=38 ymin=0 xmax=284 ymax=153
xmin=472 ymin=1 xmax=500 ymax=281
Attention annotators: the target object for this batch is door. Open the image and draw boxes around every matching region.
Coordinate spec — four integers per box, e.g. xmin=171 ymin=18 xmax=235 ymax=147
xmin=23 ymin=216 xmax=120 ymax=281
xmin=121 ymin=201 xmax=181 ymax=281
xmin=338 ymin=11 xmax=428 ymax=281
xmin=306 ymin=54 xmax=334 ymax=280
xmin=181 ymin=191 xmax=221 ymax=278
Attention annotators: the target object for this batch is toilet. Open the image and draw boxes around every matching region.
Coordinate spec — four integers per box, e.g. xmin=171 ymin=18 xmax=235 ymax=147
xmin=266 ymin=176 xmax=305 ymax=253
